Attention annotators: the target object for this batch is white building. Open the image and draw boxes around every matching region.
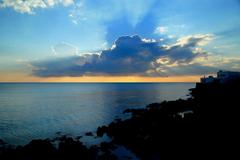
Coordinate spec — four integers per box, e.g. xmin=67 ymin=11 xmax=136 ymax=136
xmin=201 ymin=70 xmax=240 ymax=84
xmin=217 ymin=70 xmax=240 ymax=83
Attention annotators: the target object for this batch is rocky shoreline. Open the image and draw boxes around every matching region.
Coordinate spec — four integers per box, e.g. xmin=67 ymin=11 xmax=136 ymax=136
xmin=1 ymin=79 xmax=239 ymax=159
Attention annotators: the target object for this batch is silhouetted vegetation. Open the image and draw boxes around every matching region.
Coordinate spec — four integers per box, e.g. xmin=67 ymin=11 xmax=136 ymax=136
xmin=1 ymin=79 xmax=239 ymax=159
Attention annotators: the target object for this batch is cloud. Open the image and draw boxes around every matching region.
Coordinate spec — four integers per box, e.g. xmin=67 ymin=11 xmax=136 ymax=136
xmin=0 ymin=0 xmax=74 ymax=14
xmin=154 ymin=26 xmax=168 ymax=34
xmin=30 ymin=34 xmax=231 ymax=77
xmin=51 ymin=42 xmax=79 ymax=57
xmin=173 ymin=34 xmax=214 ymax=47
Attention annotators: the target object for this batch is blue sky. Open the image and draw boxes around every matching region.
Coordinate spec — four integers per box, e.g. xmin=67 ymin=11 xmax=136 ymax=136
xmin=0 ymin=0 xmax=240 ymax=81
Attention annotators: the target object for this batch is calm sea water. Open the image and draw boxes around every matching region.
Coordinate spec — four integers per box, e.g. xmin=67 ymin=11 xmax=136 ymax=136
xmin=0 ymin=83 xmax=194 ymax=145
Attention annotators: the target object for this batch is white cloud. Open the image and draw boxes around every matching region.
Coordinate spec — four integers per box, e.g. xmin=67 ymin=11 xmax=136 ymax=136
xmin=0 ymin=0 xmax=74 ymax=14
xmin=60 ymin=0 xmax=73 ymax=6
xmin=173 ymin=34 xmax=214 ymax=47
xmin=142 ymin=38 xmax=157 ymax=43
xmin=51 ymin=41 xmax=79 ymax=57
xmin=154 ymin=26 xmax=168 ymax=34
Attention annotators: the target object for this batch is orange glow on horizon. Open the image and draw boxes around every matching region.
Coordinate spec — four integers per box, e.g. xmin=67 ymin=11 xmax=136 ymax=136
xmin=0 ymin=72 xmax=201 ymax=82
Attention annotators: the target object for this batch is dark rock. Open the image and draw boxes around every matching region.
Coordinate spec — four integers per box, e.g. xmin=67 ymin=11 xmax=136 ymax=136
xmin=97 ymin=126 xmax=108 ymax=137
xmin=85 ymin=132 xmax=93 ymax=136
xmin=95 ymin=79 xmax=240 ymax=159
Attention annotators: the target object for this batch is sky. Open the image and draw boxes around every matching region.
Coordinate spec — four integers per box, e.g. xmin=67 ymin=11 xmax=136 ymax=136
xmin=0 ymin=0 xmax=240 ymax=82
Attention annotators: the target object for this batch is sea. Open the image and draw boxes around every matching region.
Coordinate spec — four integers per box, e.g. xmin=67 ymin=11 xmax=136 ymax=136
xmin=0 ymin=83 xmax=195 ymax=145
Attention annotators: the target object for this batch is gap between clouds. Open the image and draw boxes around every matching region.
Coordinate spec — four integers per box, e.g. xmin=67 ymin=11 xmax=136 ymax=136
xmin=69 ymin=0 xmax=157 ymax=27
xmin=30 ymin=34 xmax=240 ymax=77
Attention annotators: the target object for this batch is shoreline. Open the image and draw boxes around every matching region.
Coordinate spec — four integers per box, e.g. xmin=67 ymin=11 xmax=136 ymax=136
xmin=1 ymin=79 xmax=239 ymax=159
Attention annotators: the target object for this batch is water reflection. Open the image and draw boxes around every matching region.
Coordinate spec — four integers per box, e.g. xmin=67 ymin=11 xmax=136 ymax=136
xmin=0 ymin=83 xmax=194 ymax=145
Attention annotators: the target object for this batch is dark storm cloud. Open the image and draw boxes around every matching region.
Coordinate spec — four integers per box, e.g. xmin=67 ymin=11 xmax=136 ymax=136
xmin=31 ymin=35 xmax=215 ymax=77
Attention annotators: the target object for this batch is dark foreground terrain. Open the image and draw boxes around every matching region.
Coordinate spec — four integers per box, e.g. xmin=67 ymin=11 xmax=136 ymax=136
xmin=1 ymin=79 xmax=240 ymax=160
